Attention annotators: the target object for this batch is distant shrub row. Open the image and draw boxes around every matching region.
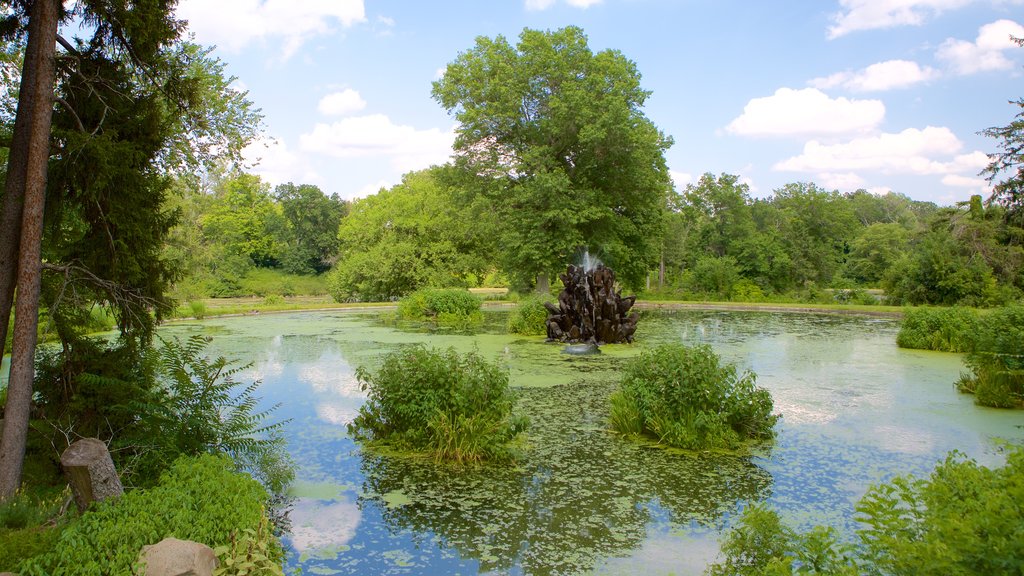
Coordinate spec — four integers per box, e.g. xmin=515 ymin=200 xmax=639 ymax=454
xmin=397 ymin=288 xmax=482 ymax=324
xmin=897 ymin=305 xmax=1024 ymax=408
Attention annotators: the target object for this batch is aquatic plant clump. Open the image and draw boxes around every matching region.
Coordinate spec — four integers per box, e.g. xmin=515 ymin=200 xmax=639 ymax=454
xmin=397 ymin=288 xmax=482 ymax=323
xmin=895 ymin=306 xmax=979 ymax=352
xmin=506 ymin=294 xmax=553 ymax=335
xmin=350 ymin=346 xmax=527 ymax=462
xmin=956 ymin=304 xmax=1024 ymax=408
xmin=610 ymin=343 xmax=777 ymax=450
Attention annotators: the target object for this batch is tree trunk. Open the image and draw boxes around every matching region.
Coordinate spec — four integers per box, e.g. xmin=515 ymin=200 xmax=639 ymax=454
xmin=0 ymin=0 xmax=60 ymax=501
xmin=0 ymin=0 xmax=45 ymax=356
xmin=535 ymin=272 xmax=550 ymax=295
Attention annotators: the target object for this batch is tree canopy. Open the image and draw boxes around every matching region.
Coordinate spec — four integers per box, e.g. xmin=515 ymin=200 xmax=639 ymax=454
xmin=432 ymin=26 xmax=672 ymax=291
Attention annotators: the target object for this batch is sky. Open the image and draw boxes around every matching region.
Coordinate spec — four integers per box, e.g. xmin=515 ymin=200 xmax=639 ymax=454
xmin=173 ymin=0 xmax=1024 ymax=206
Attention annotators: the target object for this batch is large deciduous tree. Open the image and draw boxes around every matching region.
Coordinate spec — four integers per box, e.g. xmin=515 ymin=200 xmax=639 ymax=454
xmin=432 ymin=26 xmax=672 ymax=291
xmin=981 ymin=36 xmax=1024 ymax=227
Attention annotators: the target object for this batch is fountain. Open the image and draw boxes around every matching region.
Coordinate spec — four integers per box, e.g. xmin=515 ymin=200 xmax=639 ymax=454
xmin=544 ymin=263 xmax=639 ymax=349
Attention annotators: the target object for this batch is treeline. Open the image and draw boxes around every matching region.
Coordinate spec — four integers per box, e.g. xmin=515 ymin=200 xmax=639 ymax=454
xmin=658 ymin=173 xmax=1023 ymax=306
xmin=166 ymin=165 xmax=1024 ymax=309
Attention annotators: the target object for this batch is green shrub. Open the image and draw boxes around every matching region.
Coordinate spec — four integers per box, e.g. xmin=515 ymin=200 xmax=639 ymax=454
xmin=506 ymin=295 xmax=553 ymax=335
xmin=263 ymin=293 xmax=284 ymax=306
xmin=397 ymin=288 xmax=481 ymax=321
xmin=349 ymin=345 xmax=527 ymax=462
xmin=958 ymin=305 xmax=1024 ymax=408
xmin=610 ymin=343 xmax=777 ymax=450
xmin=189 ymin=300 xmax=207 ymax=319
xmin=707 ymin=448 xmax=1024 ymax=575
xmin=17 ymin=454 xmax=280 ymax=576
xmin=126 ymin=336 xmax=293 ymax=491
xmin=895 ymin=306 xmax=979 ymax=352
xmin=731 ymin=279 xmax=766 ymax=303
xmin=0 ymin=525 xmax=64 ymax=573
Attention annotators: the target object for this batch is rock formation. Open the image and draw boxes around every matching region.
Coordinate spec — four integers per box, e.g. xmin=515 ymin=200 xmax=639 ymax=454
xmin=545 ymin=264 xmax=638 ymax=344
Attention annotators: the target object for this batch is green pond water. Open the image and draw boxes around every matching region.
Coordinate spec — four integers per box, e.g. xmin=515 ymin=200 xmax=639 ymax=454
xmin=60 ymin=309 xmax=1024 ymax=574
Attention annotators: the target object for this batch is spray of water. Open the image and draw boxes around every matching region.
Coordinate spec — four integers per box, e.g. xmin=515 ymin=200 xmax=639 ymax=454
xmin=580 ymin=248 xmax=602 ymax=273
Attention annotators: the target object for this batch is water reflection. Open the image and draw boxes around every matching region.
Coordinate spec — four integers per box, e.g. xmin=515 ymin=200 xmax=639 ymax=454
xmin=152 ymin=308 xmax=1024 ymax=575
xmin=356 ymin=379 xmax=772 ymax=575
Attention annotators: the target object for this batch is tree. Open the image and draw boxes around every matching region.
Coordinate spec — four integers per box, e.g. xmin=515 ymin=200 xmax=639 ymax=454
xmin=845 ymin=223 xmax=909 ymax=285
xmin=274 ymin=182 xmax=348 ymax=274
xmin=201 ymin=172 xmax=283 ymax=269
xmin=329 ymin=166 xmax=495 ymax=302
xmin=981 ymin=36 xmax=1024 ymax=227
xmin=0 ymin=1 xmax=262 ymax=499
xmin=0 ymin=0 xmax=61 ymax=501
xmin=768 ymin=182 xmax=858 ymax=287
xmin=432 ymin=26 xmax=672 ymax=291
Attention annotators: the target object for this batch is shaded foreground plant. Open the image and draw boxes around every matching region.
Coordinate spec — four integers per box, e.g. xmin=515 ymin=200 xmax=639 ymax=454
xmin=706 ymin=447 xmax=1024 ymax=575
xmin=956 ymin=305 xmax=1024 ymax=408
xmin=349 ymin=345 xmax=527 ymax=462
xmin=610 ymin=343 xmax=777 ymax=450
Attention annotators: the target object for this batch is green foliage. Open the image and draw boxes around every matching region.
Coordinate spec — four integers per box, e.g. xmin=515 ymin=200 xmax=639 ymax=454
xmin=201 ymin=173 xmax=285 ymax=269
xmin=895 ymin=306 xmax=979 ymax=352
xmin=129 ymin=335 xmax=293 ymax=491
xmin=17 ymin=454 xmax=279 ymax=576
xmin=0 ymin=524 xmax=63 ymax=573
xmin=329 ymin=167 xmax=494 ymax=302
xmin=845 ymin=223 xmax=909 ymax=285
xmin=274 ymin=182 xmax=348 ymax=275
xmin=433 ymin=26 xmax=671 ymax=291
xmin=689 ymin=255 xmax=741 ymax=299
xmin=397 ymin=288 xmax=482 ymax=321
xmin=212 ymin=514 xmax=284 ymax=576
xmin=350 ymin=346 xmax=527 ymax=462
xmin=958 ymin=305 xmax=1024 ymax=408
xmin=506 ymin=294 xmax=553 ymax=335
xmin=189 ymin=300 xmax=207 ymax=319
xmin=706 ymin=448 xmax=1024 ymax=575
xmin=610 ymin=344 xmax=777 ymax=450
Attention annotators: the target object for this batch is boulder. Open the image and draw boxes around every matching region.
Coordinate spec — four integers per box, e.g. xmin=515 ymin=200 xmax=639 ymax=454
xmin=139 ymin=538 xmax=217 ymax=576
xmin=59 ymin=437 xmax=123 ymax=512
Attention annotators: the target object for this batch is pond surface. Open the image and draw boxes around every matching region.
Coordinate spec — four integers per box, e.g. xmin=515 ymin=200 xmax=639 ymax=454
xmin=156 ymin=308 xmax=1024 ymax=576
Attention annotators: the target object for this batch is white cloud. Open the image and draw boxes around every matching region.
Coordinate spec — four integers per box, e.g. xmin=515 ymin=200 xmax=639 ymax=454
xmin=810 ymin=60 xmax=939 ymax=92
xmin=241 ymin=136 xmax=320 ymax=186
xmin=669 ymin=170 xmax=693 ymax=189
xmin=177 ymin=0 xmax=366 ymax=58
xmin=942 ymin=174 xmax=990 ymax=188
xmin=525 ymin=0 xmax=600 ymax=10
xmin=773 ymin=126 xmax=981 ymax=176
xmin=289 ymin=498 xmax=360 ymax=553
xmin=300 ymin=114 xmax=456 ymax=173
xmin=937 ymin=19 xmax=1024 ymax=75
xmin=827 ymin=0 xmax=975 ymax=38
xmin=317 ymin=89 xmax=367 ymax=116
xmin=818 ymin=172 xmax=867 ymax=190
xmin=726 ymin=88 xmax=884 ymax=138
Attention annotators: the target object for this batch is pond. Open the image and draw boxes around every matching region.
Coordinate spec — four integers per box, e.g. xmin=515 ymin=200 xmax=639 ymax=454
xmin=155 ymin=308 xmax=1023 ymax=576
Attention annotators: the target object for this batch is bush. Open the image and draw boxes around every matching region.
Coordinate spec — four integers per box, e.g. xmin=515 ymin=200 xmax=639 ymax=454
xmin=895 ymin=306 xmax=979 ymax=352
xmin=126 ymin=336 xmax=293 ymax=491
xmin=610 ymin=344 xmax=777 ymax=450
xmin=189 ymin=300 xmax=207 ymax=319
xmin=397 ymin=288 xmax=481 ymax=321
xmin=506 ymin=295 xmax=553 ymax=335
xmin=706 ymin=448 xmax=1024 ymax=575
xmin=349 ymin=345 xmax=527 ymax=462
xmin=17 ymin=454 xmax=280 ymax=576
xmin=957 ymin=305 xmax=1024 ymax=408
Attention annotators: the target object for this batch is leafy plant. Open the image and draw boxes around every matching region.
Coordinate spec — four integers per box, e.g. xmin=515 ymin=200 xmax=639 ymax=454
xmin=17 ymin=454 xmax=280 ymax=576
xmin=189 ymin=300 xmax=207 ymax=319
xmin=506 ymin=294 xmax=553 ymax=335
xmin=213 ymin=514 xmax=283 ymax=576
xmin=957 ymin=305 xmax=1024 ymax=408
xmin=895 ymin=306 xmax=979 ymax=352
xmin=397 ymin=288 xmax=482 ymax=321
xmin=349 ymin=345 xmax=527 ymax=462
xmin=127 ymin=335 xmax=293 ymax=491
xmin=610 ymin=343 xmax=777 ymax=450
xmin=706 ymin=448 xmax=1024 ymax=575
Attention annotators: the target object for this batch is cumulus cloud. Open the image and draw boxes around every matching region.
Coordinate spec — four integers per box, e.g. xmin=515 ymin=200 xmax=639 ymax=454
xmin=317 ymin=89 xmax=367 ymax=116
xmin=942 ymin=174 xmax=991 ymax=188
xmin=299 ymin=114 xmax=457 ymax=173
xmin=772 ymin=126 xmax=983 ymax=176
xmin=241 ymin=136 xmax=320 ymax=187
xmin=818 ymin=172 xmax=867 ymax=190
xmin=177 ymin=0 xmax=366 ymax=58
xmin=937 ymin=19 xmax=1024 ymax=75
xmin=810 ymin=60 xmax=939 ymax=92
xmin=827 ymin=0 xmax=975 ymax=38
xmin=525 ymin=0 xmax=601 ymax=10
xmin=726 ymin=88 xmax=884 ymax=138
xmin=289 ymin=498 xmax=361 ymax=553
xmin=669 ymin=170 xmax=693 ymax=189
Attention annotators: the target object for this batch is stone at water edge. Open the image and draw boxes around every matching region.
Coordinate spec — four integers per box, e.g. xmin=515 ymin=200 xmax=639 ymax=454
xmin=59 ymin=437 xmax=123 ymax=512
xmin=562 ymin=342 xmax=601 ymax=355
xmin=138 ymin=538 xmax=218 ymax=576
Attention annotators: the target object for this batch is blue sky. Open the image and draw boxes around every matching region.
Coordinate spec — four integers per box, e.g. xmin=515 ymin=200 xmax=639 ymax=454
xmin=175 ymin=0 xmax=1024 ymax=205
